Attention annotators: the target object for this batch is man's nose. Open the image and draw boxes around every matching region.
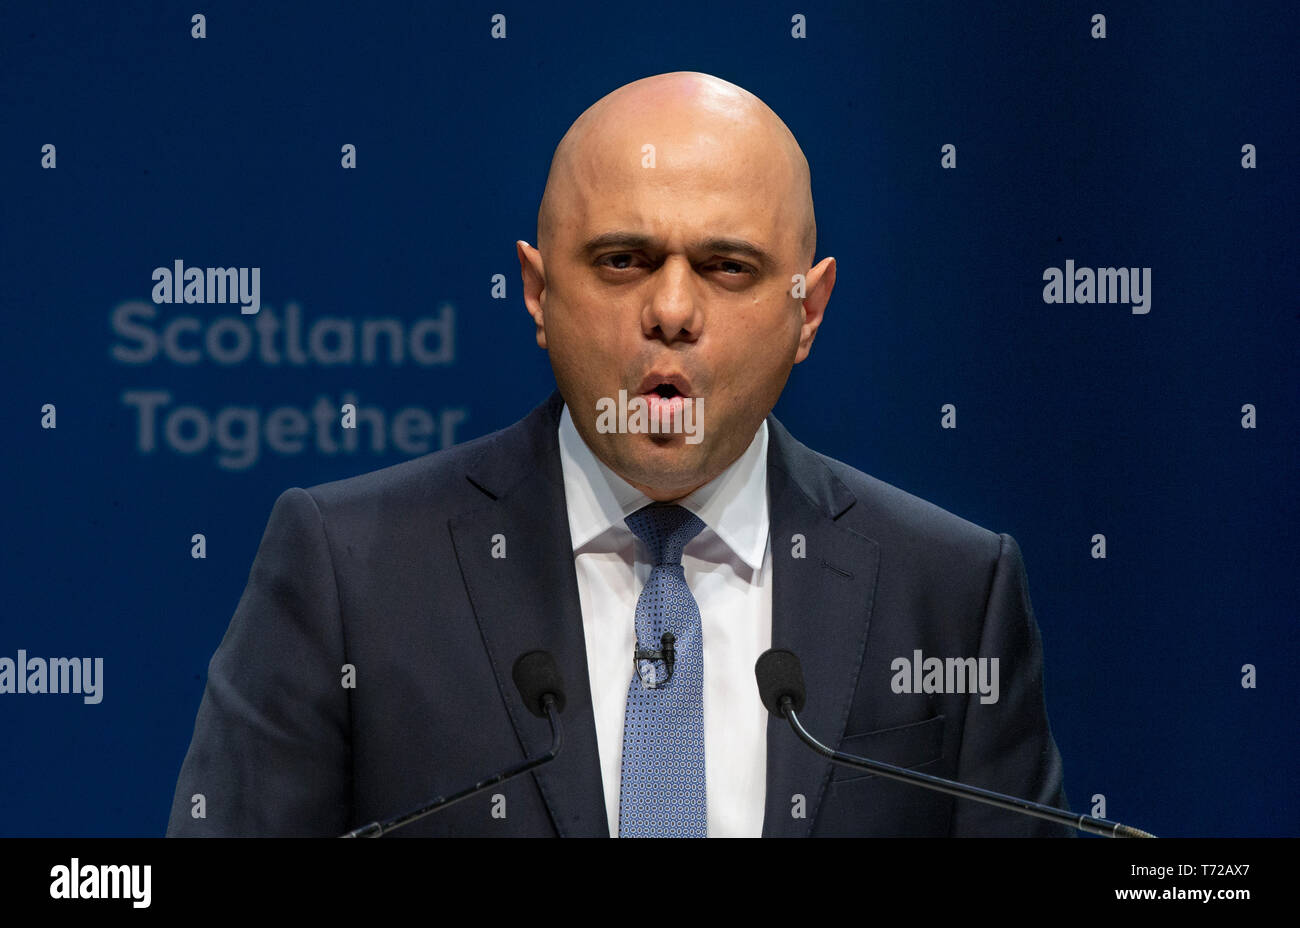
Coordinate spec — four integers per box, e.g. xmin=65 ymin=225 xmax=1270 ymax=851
xmin=642 ymin=256 xmax=701 ymax=343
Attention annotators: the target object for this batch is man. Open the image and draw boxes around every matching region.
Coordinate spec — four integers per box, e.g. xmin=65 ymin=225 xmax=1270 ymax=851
xmin=167 ymin=71 xmax=1069 ymax=837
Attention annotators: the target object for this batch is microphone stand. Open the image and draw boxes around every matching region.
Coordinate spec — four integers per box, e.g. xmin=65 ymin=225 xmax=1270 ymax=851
xmin=780 ymin=696 xmax=1155 ymax=839
xmin=341 ymin=695 xmax=564 ymax=838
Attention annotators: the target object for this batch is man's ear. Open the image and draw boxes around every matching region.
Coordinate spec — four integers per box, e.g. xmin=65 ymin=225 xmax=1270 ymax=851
xmin=517 ymin=240 xmax=547 ymax=349
xmin=794 ymin=255 xmax=835 ymax=364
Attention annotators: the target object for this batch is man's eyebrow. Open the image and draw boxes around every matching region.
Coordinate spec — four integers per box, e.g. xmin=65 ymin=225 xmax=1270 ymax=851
xmin=579 ymin=231 xmax=658 ymax=256
xmin=579 ymin=231 xmax=777 ymax=271
xmin=697 ymin=237 xmax=776 ymax=271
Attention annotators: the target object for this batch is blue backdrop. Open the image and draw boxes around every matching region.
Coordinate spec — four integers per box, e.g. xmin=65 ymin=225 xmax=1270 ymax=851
xmin=1 ymin=0 xmax=1295 ymax=837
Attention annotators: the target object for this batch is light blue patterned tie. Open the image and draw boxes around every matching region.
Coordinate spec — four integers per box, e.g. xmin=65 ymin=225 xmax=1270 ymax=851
xmin=618 ymin=503 xmax=708 ymax=838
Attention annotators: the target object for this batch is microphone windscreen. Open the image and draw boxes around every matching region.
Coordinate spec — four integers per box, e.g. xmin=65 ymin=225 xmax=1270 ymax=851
xmin=754 ymin=649 xmax=807 ymax=716
xmin=512 ymin=650 xmax=567 ymax=718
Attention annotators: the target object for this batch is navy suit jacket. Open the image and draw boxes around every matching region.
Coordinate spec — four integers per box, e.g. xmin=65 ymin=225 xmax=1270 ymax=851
xmin=167 ymin=391 xmax=1069 ymax=837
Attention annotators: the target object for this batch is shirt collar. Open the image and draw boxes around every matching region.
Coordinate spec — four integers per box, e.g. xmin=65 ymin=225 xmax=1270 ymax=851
xmin=558 ymin=403 xmax=769 ymax=571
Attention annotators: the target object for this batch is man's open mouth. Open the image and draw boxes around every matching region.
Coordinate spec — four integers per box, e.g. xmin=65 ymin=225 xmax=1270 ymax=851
xmin=636 ymin=372 xmax=694 ymax=399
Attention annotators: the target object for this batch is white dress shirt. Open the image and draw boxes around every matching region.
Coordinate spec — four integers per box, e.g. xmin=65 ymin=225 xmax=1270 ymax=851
xmin=557 ymin=404 xmax=772 ymax=837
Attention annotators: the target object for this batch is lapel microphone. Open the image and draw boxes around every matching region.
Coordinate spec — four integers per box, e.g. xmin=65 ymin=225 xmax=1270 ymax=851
xmin=634 ymin=631 xmax=676 ymax=688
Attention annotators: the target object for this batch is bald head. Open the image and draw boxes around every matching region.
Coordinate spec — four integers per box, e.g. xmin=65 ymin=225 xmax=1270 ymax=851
xmin=537 ymin=72 xmax=816 ymax=264
xmin=518 ymin=71 xmax=836 ymax=502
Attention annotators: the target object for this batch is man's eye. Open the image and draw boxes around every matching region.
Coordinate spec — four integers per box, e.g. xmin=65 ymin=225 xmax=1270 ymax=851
xmin=599 ymin=253 xmax=638 ymax=270
xmin=713 ymin=261 xmax=750 ymax=275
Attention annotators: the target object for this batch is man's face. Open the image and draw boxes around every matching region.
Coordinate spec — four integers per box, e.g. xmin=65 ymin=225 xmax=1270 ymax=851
xmin=521 ymin=103 xmax=833 ymax=500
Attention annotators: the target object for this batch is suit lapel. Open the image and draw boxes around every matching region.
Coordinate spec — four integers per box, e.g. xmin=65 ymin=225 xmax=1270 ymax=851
xmin=761 ymin=417 xmax=880 ymax=837
xmin=448 ymin=393 xmax=608 ymax=837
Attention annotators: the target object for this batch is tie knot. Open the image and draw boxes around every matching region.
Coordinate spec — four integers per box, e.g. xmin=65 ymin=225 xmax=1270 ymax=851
xmin=625 ymin=503 xmax=706 ymax=566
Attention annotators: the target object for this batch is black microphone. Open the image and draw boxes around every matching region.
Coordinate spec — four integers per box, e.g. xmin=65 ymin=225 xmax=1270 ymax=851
xmin=754 ymin=649 xmax=1156 ymax=839
xmin=633 ymin=631 xmax=677 ymax=688
xmin=514 ymin=649 xmax=567 ymax=717
xmin=340 ymin=650 xmax=566 ymax=838
xmin=755 ymin=648 xmax=806 ymax=715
